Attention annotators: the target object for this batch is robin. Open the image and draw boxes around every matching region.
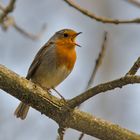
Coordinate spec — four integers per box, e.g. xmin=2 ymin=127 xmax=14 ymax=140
xmin=14 ymin=29 xmax=81 ymax=120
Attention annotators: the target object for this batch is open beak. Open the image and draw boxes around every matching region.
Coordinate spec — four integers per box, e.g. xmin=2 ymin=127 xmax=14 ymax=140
xmin=75 ymin=43 xmax=82 ymax=47
xmin=76 ymin=32 xmax=82 ymax=37
xmin=74 ymin=32 xmax=82 ymax=47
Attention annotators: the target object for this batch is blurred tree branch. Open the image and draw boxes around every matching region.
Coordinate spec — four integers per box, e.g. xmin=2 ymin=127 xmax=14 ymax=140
xmin=0 ymin=0 xmax=16 ymax=23
xmin=57 ymin=127 xmax=66 ymax=140
xmin=64 ymin=0 xmax=140 ymax=24
xmin=78 ymin=56 xmax=140 ymax=140
xmin=1 ymin=1 xmax=140 ymax=140
xmin=1 ymin=60 xmax=140 ymax=139
xmin=0 ymin=0 xmax=46 ymax=40
xmin=68 ymin=57 xmax=140 ymax=109
xmin=125 ymin=0 xmax=140 ymax=8
xmin=12 ymin=22 xmax=47 ymax=40
xmin=78 ymin=32 xmax=108 ymax=140
xmin=86 ymin=32 xmax=108 ymax=89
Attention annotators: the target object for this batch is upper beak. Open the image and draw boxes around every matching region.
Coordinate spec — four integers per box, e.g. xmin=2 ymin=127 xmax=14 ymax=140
xmin=74 ymin=32 xmax=82 ymax=47
xmin=73 ymin=32 xmax=82 ymax=38
xmin=76 ymin=32 xmax=82 ymax=37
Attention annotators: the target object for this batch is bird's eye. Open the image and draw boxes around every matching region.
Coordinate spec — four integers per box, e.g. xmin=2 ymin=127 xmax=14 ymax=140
xmin=64 ymin=33 xmax=69 ymax=37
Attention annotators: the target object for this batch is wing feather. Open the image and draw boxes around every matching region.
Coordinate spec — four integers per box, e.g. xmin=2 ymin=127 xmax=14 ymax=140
xmin=26 ymin=42 xmax=53 ymax=79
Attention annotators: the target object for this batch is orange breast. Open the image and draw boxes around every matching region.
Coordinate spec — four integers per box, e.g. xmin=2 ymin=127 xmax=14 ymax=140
xmin=56 ymin=42 xmax=76 ymax=71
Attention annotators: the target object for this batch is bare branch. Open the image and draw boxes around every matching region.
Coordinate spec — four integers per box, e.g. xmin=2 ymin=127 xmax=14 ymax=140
xmin=12 ymin=22 xmax=47 ymax=40
xmin=68 ymin=75 xmax=140 ymax=108
xmin=64 ymin=0 xmax=140 ymax=24
xmin=125 ymin=0 xmax=140 ymax=8
xmin=0 ymin=15 xmax=46 ymax=40
xmin=86 ymin=32 xmax=108 ymax=89
xmin=1 ymin=65 xmax=140 ymax=139
xmin=79 ymin=133 xmax=84 ymax=140
xmin=0 ymin=0 xmax=16 ymax=23
xmin=57 ymin=127 xmax=65 ymax=140
xmin=0 ymin=1 xmax=46 ymax=40
xmin=78 ymin=32 xmax=108 ymax=140
xmin=68 ymin=55 xmax=140 ymax=108
xmin=126 ymin=57 xmax=140 ymax=75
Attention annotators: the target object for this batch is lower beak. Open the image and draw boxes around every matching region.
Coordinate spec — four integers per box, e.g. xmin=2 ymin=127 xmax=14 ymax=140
xmin=74 ymin=32 xmax=82 ymax=47
xmin=75 ymin=43 xmax=82 ymax=47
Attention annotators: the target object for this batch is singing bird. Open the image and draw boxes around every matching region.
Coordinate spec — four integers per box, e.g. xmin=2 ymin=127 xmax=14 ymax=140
xmin=14 ymin=29 xmax=81 ymax=119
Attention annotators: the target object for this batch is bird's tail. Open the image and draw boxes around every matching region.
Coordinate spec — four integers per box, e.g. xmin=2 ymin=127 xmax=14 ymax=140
xmin=14 ymin=102 xmax=30 ymax=120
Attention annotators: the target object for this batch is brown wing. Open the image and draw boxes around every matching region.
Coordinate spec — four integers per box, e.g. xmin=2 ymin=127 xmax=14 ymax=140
xmin=26 ymin=42 xmax=52 ymax=80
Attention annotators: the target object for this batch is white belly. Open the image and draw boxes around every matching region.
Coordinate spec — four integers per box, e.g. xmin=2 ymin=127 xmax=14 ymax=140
xmin=32 ymin=65 xmax=71 ymax=89
xmin=30 ymin=46 xmax=73 ymax=89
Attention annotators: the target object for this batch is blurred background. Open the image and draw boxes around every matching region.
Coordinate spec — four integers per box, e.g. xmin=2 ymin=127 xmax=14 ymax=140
xmin=0 ymin=0 xmax=140 ymax=139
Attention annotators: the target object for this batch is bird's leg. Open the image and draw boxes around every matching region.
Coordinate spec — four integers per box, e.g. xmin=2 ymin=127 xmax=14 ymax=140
xmin=47 ymin=88 xmax=52 ymax=94
xmin=52 ymin=87 xmax=66 ymax=101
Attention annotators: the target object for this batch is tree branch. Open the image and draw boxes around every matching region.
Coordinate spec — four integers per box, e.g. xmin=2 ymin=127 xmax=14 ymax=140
xmin=57 ymin=127 xmax=65 ymax=140
xmin=126 ymin=57 xmax=140 ymax=75
xmin=125 ymin=0 xmax=140 ymax=8
xmin=78 ymin=31 xmax=108 ymax=140
xmin=0 ymin=0 xmax=16 ymax=23
xmin=12 ymin=21 xmax=47 ymax=40
xmin=68 ymin=55 xmax=140 ymax=108
xmin=0 ymin=1 xmax=46 ymax=40
xmin=68 ymin=75 xmax=140 ymax=108
xmin=64 ymin=0 xmax=140 ymax=24
xmin=86 ymin=32 xmax=108 ymax=89
xmin=0 ymin=65 xmax=140 ymax=139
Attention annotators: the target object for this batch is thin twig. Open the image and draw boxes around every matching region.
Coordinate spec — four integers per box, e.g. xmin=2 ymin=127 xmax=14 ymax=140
xmin=57 ymin=127 xmax=65 ymax=140
xmin=0 ymin=0 xmax=16 ymax=22
xmin=13 ymin=21 xmax=47 ymax=40
xmin=125 ymin=0 xmax=140 ymax=8
xmin=77 ymin=32 xmax=108 ymax=101
xmin=87 ymin=32 xmax=108 ymax=89
xmin=78 ymin=32 xmax=108 ymax=140
xmin=0 ymin=1 xmax=46 ymax=40
xmin=67 ymin=75 xmax=140 ymax=108
xmin=0 ymin=16 xmax=47 ymax=40
xmin=68 ymin=57 xmax=140 ymax=108
xmin=126 ymin=57 xmax=140 ymax=75
xmin=78 ymin=133 xmax=84 ymax=140
xmin=64 ymin=0 xmax=140 ymax=24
